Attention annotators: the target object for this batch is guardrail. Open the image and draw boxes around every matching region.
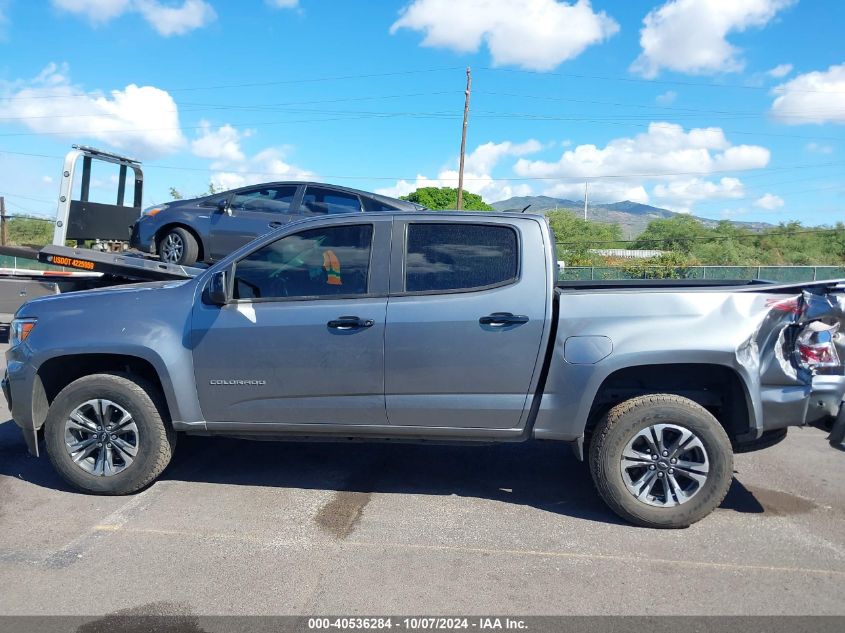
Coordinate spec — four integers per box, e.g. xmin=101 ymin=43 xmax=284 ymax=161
xmin=559 ymin=265 xmax=845 ymax=282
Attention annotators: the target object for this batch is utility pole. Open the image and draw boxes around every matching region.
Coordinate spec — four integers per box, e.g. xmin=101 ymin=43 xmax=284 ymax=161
xmin=583 ymin=182 xmax=589 ymax=220
xmin=456 ymin=67 xmax=472 ymax=210
xmin=0 ymin=196 xmax=6 ymax=246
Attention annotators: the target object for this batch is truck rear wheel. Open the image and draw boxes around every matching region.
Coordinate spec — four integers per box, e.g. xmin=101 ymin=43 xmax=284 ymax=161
xmin=158 ymin=227 xmax=199 ymax=266
xmin=44 ymin=373 xmax=176 ymax=495
xmin=589 ymin=394 xmax=733 ymax=528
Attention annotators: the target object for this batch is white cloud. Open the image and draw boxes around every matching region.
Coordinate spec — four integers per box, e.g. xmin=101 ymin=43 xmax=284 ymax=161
xmin=0 ymin=63 xmax=184 ymax=158
xmin=191 ymin=121 xmax=249 ymax=162
xmin=42 ymin=175 xmax=55 ymax=184
xmin=376 ymin=140 xmax=541 ymax=203
xmin=653 ymin=177 xmax=744 ymax=213
xmin=770 ymin=63 xmax=845 ymax=125
xmin=51 ymin=0 xmax=216 ymax=36
xmin=753 ymin=192 xmax=784 ymax=209
xmin=513 ymin=122 xmax=769 ymax=180
xmin=767 ymin=63 xmax=793 ymax=78
xmin=655 ymin=90 xmax=677 ymax=105
xmin=208 ymin=146 xmax=314 ymax=191
xmin=390 ymin=0 xmax=619 ymax=72
xmin=52 ymin=0 xmax=132 ymax=23
xmin=512 ymin=123 xmax=769 ymax=211
xmin=631 ymin=0 xmax=795 ymax=78
xmin=267 ymin=0 xmax=298 ymax=7
xmin=805 ymin=142 xmax=834 ymax=154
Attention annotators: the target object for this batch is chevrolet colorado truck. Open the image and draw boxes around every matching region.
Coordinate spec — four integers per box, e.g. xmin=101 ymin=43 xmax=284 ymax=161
xmin=4 ymin=212 xmax=844 ymax=528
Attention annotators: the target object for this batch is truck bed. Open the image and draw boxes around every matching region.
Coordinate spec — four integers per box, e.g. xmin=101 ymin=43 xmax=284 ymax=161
xmin=556 ymin=278 xmax=845 ymax=293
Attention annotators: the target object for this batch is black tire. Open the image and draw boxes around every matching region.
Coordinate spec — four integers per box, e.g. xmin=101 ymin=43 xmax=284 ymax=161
xmin=157 ymin=226 xmax=199 ymax=266
xmin=732 ymin=428 xmax=788 ymax=454
xmin=589 ymin=394 xmax=733 ymax=528
xmin=44 ymin=373 xmax=176 ymax=495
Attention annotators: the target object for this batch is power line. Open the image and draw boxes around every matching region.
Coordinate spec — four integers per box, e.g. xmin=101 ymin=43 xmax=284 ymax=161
xmin=2 ymin=147 xmax=843 ymax=183
xmin=478 ymin=67 xmax=845 ymax=95
xmin=0 ymin=91 xmax=463 ymax=121
xmin=475 ymin=90 xmax=845 ymax=119
xmin=0 ymin=67 xmax=466 ymax=101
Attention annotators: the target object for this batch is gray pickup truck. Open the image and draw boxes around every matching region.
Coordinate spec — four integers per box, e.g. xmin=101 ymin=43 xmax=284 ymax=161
xmin=4 ymin=212 xmax=844 ymax=528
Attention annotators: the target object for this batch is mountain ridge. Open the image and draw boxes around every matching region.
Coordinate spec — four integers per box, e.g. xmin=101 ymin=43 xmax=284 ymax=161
xmin=490 ymin=196 xmax=773 ymax=239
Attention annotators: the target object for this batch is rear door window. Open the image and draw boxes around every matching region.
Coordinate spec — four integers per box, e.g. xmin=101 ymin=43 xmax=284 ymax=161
xmin=404 ymin=223 xmax=518 ymax=293
xmin=301 ymin=186 xmax=362 ymax=215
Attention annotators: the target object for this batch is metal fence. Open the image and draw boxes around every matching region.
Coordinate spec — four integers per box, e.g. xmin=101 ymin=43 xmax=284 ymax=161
xmin=559 ymin=265 xmax=845 ymax=282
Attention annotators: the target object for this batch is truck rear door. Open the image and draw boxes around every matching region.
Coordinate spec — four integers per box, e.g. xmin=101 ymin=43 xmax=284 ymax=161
xmin=384 ymin=217 xmax=550 ymax=430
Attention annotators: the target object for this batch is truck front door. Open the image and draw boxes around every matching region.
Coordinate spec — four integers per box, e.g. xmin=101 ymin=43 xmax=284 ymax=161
xmin=192 ymin=217 xmax=390 ymax=427
xmin=384 ymin=218 xmax=549 ymax=430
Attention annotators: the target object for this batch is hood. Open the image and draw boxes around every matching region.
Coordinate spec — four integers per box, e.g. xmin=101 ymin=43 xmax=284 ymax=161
xmin=15 ymin=278 xmax=192 ymax=318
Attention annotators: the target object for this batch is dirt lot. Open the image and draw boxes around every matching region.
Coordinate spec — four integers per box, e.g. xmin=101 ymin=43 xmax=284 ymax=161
xmin=1 ymin=337 xmax=844 ymax=617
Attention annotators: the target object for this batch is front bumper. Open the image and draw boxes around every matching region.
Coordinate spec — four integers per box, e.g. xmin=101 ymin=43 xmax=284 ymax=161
xmin=129 ymin=218 xmax=156 ymax=254
xmin=4 ymin=345 xmax=40 ymax=456
xmin=2 ymin=371 xmax=11 ymax=412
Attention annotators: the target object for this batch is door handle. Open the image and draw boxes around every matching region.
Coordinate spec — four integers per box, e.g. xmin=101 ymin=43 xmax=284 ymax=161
xmin=327 ymin=316 xmax=375 ymax=330
xmin=479 ymin=312 xmax=529 ymax=326
xmin=268 ymin=221 xmax=283 ymax=228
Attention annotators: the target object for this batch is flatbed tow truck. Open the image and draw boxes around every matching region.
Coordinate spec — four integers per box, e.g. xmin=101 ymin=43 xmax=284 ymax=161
xmin=0 ymin=146 xmax=202 ymax=320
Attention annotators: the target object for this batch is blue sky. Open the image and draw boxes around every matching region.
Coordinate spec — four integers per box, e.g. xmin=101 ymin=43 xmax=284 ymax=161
xmin=0 ymin=0 xmax=843 ymax=225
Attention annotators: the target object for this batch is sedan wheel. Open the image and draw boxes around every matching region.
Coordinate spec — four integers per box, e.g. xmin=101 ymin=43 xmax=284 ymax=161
xmin=160 ymin=232 xmax=184 ymax=263
xmin=157 ymin=227 xmax=199 ymax=266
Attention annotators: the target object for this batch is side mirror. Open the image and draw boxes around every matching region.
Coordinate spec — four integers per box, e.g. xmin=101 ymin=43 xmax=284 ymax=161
xmin=216 ymin=199 xmax=231 ymax=216
xmin=205 ymin=270 xmax=229 ymax=305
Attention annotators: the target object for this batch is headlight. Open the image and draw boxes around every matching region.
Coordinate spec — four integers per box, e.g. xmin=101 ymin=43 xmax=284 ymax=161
xmin=10 ymin=318 xmax=37 ymax=348
xmin=143 ymin=204 xmax=169 ymax=217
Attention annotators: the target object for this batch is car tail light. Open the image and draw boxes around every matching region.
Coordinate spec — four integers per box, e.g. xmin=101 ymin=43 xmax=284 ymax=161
xmin=796 ymin=321 xmax=841 ymax=370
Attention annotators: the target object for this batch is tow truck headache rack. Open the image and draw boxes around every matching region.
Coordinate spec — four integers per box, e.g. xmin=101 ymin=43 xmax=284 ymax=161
xmin=0 ymin=145 xmax=204 ymax=321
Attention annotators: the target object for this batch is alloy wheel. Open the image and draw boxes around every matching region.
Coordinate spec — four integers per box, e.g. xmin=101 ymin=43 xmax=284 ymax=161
xmin=619 ymin=423 xmax=710 ymax=507
xmin=63 ymin=399 xmax=139 ymax=476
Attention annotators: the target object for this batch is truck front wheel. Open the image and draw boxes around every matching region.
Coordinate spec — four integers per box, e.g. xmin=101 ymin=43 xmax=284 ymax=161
xmin=589 ymin=394 xmax=733 ymax=528
xmin=44 ymin=373 xmax=176 ymax=495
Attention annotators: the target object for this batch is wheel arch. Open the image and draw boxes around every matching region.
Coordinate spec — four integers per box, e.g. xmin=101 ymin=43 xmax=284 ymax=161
xmin=33 ymin=353 xmax=172 ymax=435
xmin=583 ymin=363 xmax=753 ymax=452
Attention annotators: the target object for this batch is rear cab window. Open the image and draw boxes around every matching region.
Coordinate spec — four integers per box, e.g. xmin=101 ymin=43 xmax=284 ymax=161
xmin=403 ymin=223 xmax=519 ymax=293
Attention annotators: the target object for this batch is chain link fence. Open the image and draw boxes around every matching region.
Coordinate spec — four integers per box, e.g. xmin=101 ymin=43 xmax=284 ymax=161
xmin=559 ymin=265 xmax=845 ymax=282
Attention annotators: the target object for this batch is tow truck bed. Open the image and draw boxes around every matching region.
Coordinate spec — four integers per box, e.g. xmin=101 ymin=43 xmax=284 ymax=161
xmin=37 ymin=245 xmax=203 ymax=281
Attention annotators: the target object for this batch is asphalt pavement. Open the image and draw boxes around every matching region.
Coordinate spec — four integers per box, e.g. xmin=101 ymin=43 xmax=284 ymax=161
xmin=1 ymin=337 xmax=844 ymax=617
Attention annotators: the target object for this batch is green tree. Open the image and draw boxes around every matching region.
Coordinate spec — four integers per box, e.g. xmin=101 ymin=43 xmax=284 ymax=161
xmin=400 ymin=187 xmax=493 ymax=211
xmin=169 ymin=183 xmax=222 ymax=201
xmin=7 ymin=218 xmax=55 ymax=247
xmin=546 ymin=210 xmax=624 ymax=264
xmin=632 ymin=215 xmax=707 ymax=254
